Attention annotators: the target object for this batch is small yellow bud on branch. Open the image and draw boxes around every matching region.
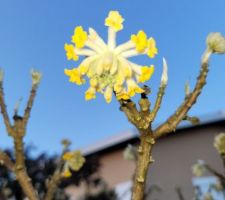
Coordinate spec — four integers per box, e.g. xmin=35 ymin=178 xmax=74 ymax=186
xmin=31 ymin=69 xmax=42 ymax=86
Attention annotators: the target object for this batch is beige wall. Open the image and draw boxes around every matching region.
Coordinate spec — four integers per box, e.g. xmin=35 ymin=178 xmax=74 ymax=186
xmin=147 ymin=124 xmax=224 ymax=199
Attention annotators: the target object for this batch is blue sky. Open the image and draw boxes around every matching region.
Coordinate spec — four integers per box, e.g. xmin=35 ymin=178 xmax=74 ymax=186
xmin=0 ymin=0 xmax=225 ymax=155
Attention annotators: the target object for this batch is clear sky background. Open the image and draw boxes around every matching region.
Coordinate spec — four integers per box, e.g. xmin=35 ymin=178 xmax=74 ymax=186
xmin=0 ymin=0 xmax=225 ymax=155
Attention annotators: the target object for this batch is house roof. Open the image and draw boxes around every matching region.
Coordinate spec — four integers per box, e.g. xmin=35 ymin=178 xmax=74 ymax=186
xmin=81 ymin=111 xmax=225 ymax=156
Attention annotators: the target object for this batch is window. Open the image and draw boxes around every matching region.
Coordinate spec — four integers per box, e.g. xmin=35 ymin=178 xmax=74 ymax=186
xmin=192 ymin=176 xmax=225 ymax=200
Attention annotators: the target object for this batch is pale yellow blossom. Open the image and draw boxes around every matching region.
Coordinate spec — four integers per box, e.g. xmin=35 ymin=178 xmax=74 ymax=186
xmin=65 ymin=10 xmax=161 ymax=102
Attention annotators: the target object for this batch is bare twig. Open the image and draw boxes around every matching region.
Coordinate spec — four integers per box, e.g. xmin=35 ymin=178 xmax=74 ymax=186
xmin=0 ymin=151 xmax=14 ymax=171
xmin=154 ymin=62 xmax=209 ymax=139
xmin=148 ymin=84 xmax=167 ymax=122
xmin=175 ymin=187 xmax=185 ymax=200
xmin=205 ymin=164 xmax=225 ymax=182
xmin=23 ymin=84 xmax=38 ymax=128
xmin=0 ymin=82 xmax=13 ymax=135
xmin=44 ymin=151 xmax=65 ymax=200
xmin=0 ymin=74 xmax=40 ymax=200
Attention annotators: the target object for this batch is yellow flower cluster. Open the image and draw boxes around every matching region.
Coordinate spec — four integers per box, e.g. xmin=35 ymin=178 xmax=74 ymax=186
xmin=72 ymin=26 xmax=88 ymax=48
xmin=64 ymin=68 xmax=85 ymax=85
xmin=64 ymin=44 xmax=78 ymax=61
xmin=131 ymin=31 xmax=158 ymax=58
xmin=105 ymin=11 xmax=124 ymax=32
xmin=64 ymin=10 xmax=158 ymax=103
xmin=62 ymin=150 xmax=85 ymax=178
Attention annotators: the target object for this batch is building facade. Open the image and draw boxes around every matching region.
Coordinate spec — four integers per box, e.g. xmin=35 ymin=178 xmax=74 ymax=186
xmin=67 ymin=112 xmax=225 ymax=200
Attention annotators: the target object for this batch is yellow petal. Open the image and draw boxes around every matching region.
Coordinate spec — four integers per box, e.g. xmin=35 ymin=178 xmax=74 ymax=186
xmin=85 ymin=87 xmax=96 ymax=101
xmin=104 ymin=87 xmax=113 ymax=103
xmin=71 ymin=26 xmax=88 ymax=49
xmin=64 ymin=68 xmax=85 ymax=85
xmin=62 ymin=169 xmax=72 ymax=178
xmin=138 ymin=65 xmax=154 ymax=83
xmin=116 ymin=91 xmax=130 ymax=100
xmin=147 ymin=38 xmax=158 ymax=58
xmin=63 ymin=152 xmax=73 ymax=161
xmin=64 ymin=44 xmax=79 ymax=61
xmin=105 ymin=11 xmax=124 ymax=32
xmin=131 ymin=30 xmax=148 ymax=52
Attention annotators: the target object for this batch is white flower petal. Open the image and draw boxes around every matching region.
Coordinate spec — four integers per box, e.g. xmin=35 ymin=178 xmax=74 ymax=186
xmin=110 ymin=56 xmax=118 ymax=75
xmin=81 ymin=55 xmax=99 ymax=66
xmin=117 ymin=56 xmax=132 ymax=78
xmin=114 ymin=40 xmax=135 ymax=54
xmin=75 ymin=48 xmax=97 ymax=56
xmin=120 ymin=49 xmax=140 ymax=58
xmin=108 ymin=27 xmax=116 ymax=50
xmin=85 ymin=39 xmax=104 ymax=54
xmin=96 ymin=58 xmax=104 ymax=75
xmin=89 ymin=28 xmax=108 ymax=50
xmin=128 ymin=61 xmax=142 ymax=75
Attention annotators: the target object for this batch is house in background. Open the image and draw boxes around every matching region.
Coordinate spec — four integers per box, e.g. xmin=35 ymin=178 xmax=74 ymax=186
xmin=66 ymin=111 xmax=225 ymax=200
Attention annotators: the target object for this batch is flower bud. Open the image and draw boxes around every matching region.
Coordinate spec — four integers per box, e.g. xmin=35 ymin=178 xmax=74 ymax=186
xmin=214 ymin=133 xmax=225 ymax=155
xmin=123 ymin=144 xmax=137 ymax=161
xmin=161 ymin=58 xmax=168 ymax=85
xmin=185 ymin=81 xmax=191 ymax=97
xmin=61 ymin=138 xmax=71 ymax=149
xmin=192 ymin=160 xmax=206 ymax=177
xmin=206 ymin=32 xmax=225 ymax=54
xmin=31 ymin=69 xmax=42 ymax=86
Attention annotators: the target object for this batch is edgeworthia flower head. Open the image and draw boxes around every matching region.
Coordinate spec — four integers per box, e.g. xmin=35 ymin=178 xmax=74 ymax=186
xmin=62 ymin=150 xmax=85 ymax=177
xmin=64 ymin=10 xmax=158 ymax=103
xmin=214 ymin=133 xmax=225 ymax=155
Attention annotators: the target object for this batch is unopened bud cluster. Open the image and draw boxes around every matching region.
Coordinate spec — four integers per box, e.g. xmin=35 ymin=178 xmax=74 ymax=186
xmin=31 ymin=69 xmax=42 ymax=86
xmin=206 ymin=32 xmax=225 ymax=54
xmin=214 ymin=133 xmax=225 ymax=155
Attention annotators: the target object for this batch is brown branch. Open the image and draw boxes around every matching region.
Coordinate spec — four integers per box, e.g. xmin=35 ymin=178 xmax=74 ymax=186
xmin=13 ymin=134 xmax=39 ymax=200
xmin=175 ymin=187 xmax=185 ymax=200
xmin=148 ymin=84 xmax=167 ymax=122
xmin=119 ymin=96 xmax=155 ymax=200
xmin=0 ymin=82 xmax=13 ymax=135
xmin=119 ymin=100 xmax=140 ymax=126
xmin=0 ymin=151 xmax=14 ymax=171
xmin=44 ymin=152 xmax=65 ymax=200
xmin=23 ymin=84 xmax=38 ymax=128
xmin=154 ymin=62 xmax=209 ymax=139
xmin=131 ymin=130 xmax=155 ymax=200
xmin=205 ymin=164 xmax=225 ymax=181
xmin=44 ymin=173 xmax=62 ymax=200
